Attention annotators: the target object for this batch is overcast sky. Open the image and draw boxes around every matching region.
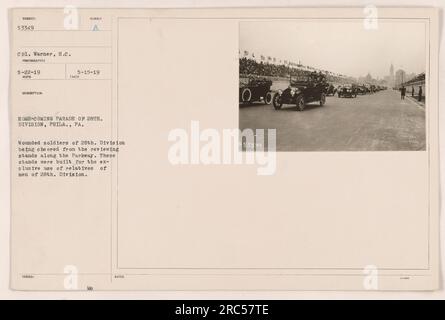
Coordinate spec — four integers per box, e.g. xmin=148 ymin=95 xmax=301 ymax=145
xmin=240 ymin=20 xmax=426 ymax=78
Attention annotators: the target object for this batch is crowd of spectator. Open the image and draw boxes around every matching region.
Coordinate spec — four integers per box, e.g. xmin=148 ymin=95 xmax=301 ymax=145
xmin=239 ymin=57 xmax=299 ymax=77
xmin=239 ymin=57 xmax=350 ymax=83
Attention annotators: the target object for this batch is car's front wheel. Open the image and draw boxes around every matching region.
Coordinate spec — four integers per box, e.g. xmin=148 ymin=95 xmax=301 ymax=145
xmin=296 ymin=95 xmax=305 ymax=111
xmin=272 ymin=93 xmax=282 ymax=110
xmin=320 ymin=93 xmax=326 ymax=106
xmin=241 ymin=88 xmax=252 ymax=103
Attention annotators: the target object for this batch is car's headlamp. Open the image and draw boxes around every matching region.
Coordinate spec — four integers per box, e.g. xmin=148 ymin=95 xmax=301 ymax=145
xmin=278 ymin=89 xmax=283 ymax=95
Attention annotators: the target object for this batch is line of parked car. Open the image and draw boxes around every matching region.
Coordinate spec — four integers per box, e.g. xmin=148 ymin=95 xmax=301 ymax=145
xmin=328 ymin=83 xmax=387 ymax=98
xmin=239 ymin=74 xmax=387 ymax=111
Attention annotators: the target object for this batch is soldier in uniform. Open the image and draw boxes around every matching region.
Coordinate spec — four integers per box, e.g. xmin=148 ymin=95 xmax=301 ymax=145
xmin=400 ymin=86 xmax=406 ymax=100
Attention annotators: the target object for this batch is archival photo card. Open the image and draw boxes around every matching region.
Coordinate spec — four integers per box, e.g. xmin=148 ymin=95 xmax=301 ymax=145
xmin=9 ymin=7 xmax=439 ymax=291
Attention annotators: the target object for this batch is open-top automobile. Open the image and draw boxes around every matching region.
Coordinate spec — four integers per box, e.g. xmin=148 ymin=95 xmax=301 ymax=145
xmin=337 ymin=84 xmax=357 ymax=98
xmin=272 ymin=73 xmax=327 ymax=111
xmin=239 ymin=77 xmax=273 ymax=105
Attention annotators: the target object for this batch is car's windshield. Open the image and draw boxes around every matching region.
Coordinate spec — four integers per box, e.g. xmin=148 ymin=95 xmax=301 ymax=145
xmin=291 ymin=74 xmax=310 ymax=82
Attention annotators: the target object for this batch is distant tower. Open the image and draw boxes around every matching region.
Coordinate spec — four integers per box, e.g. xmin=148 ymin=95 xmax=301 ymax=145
xmin=389 ymin=63 xmax=394 ymax=87
xmin=365 ymin=72 xmax=372 ymax=82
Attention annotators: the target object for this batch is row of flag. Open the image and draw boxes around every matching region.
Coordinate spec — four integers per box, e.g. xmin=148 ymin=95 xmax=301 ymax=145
xmin=240 ymin=50 xmax=300 ymax=66
xmin=239 ymin=49 xmax=348 ymax=78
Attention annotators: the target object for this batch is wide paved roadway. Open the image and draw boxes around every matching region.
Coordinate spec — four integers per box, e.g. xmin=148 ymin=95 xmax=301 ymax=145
xmin=239 ymin=89 xmax=426 ymax=151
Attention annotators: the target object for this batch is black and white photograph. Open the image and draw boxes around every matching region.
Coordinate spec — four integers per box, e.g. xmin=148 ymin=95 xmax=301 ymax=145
xmin=239 ymin=20 xmax=427 ymax=151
